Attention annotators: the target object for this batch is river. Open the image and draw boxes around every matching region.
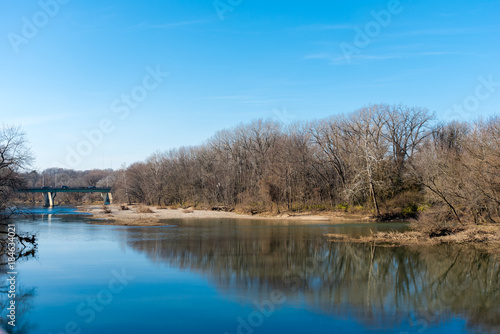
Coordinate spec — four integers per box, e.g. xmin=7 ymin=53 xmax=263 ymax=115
xmin=0 ymin=207 xmax=499 ymax=333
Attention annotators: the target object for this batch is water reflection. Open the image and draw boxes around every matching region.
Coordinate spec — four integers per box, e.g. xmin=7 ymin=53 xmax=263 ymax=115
xmin=124 ymin=220 xmax=500 ymax=333
xmin=0 ymin=225 xmax=37 ymax=334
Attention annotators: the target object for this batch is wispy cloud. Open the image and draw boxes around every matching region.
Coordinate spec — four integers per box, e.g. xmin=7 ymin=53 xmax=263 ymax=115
xmin=387 ymin=27 xmax=500 ymax=38
xmin=336 ymin=51 xmax=478 ymax=65
xmin=306 ymin=51 xmax=479 ymax=65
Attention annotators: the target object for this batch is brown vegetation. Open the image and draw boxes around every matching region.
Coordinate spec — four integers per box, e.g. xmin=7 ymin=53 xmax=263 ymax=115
xmin=136 ymin=205 xmax=154 ymax=214
xmin=0 ymin=125 xmax=33 ymax=213
xmin=0 ymin=125 xmax=37 ymax=253
xmin=326 ymin=224 xmax=500 ymax=253
xmin=101 ymin=205 xmax=112 ymax=214
xmin=412 ymin=119 xmax=500 ymax=227
xmin=92 ymin=105 xmax=500 ymax=239
xmin=112 ymin=105 xmax=436 ymax=218
xmin=11 ymin=104 xmax=500 ymax=239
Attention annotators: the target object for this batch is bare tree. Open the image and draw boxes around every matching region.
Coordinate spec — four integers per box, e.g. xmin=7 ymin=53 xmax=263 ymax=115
xmin=0 ymin=125 xmax=33 ymax=214
xmin=309 ymin=117 xmax=350 ymax=190
xmin=380 ymin=104 xmax=434 ymax=187
xmin=84 ymin=169 xmax=110 ymax=187
xmin=343 ymin=107 xmax=388 ymax=216
xmin=103 ymin=107 xmax=498 ymax=226
xmin=0 ymin=125 xmax=36 ymax=256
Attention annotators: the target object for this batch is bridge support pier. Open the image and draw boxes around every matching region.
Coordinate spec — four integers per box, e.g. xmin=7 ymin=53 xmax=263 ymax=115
xmin=101 ymin=192 xmax=113 ymax=205
xmin=43 ymin=192 xmax=57 ymax=207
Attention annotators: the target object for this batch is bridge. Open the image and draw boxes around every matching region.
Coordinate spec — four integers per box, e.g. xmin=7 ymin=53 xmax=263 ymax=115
xmin=18 ymin=187 xmax=112 ymax=207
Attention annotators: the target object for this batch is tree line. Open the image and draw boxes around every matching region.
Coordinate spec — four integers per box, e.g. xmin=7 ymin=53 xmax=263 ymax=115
xmin=113 ymin=104 xmax=499 ymax=227
xmin=3 ymin=104 xmax=500 ymax=227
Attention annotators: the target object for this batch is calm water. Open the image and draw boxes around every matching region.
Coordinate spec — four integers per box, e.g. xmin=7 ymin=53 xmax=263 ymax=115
xmin=1 ymin=207 xmax=499 ymax=334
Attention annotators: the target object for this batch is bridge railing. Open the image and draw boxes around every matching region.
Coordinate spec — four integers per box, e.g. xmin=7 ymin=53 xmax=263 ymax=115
xmin=17 ymin=187 xmax=112 ymax=193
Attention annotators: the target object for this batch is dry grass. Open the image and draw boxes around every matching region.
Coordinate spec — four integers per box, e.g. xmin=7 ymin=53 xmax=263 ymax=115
xmin=156 ymin=206 xmax=168 ymax=210
xmin=326 ymin=231 xmax=424 ymax=246
xmin=89 ymin=217 xmax=163 ymax=226
xmin=326 ymin=224 xmax=500 ymax=253
xmin=182 ymin=209 xmax=194 ymax=214
xmin=234 ymin=203 xmax=267 ymax=215
xmin=136 ymin=206 xmax=154 ymax=214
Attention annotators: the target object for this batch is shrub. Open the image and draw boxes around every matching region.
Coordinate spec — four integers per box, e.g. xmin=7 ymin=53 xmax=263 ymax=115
xmin=401 ymin=203 xmax=419 ymax=218
xmin=102 ymin=205 xmax=112 ymax=214
xmin=211 ymin=205 xmax=233 ymax=212
xmin=289 ymin=203 xmax=331 ymax=212
xmin=136 ymin=206 xmax=154 ymax=214
xmin=336 ymin=203 xmax=349 ymax=212
xmin=411 ymin=206 xmax=465 ymax=237
xmin=235 ymin=203 xmax=266 ymax=215
xmin=349 ymin=205 xmax=364 ymax=213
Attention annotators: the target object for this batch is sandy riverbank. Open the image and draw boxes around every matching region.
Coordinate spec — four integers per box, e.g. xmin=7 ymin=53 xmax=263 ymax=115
xmin=77 ymin=204 xmax=374 ymax=226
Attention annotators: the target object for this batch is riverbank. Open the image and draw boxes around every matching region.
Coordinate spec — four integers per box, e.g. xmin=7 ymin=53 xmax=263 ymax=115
xmin=75 ymin=204 xmax=500 ymax=253
xmin=326 ymin=224 xmax=500 ymax=254
xmin=77 ymin=204 xmax=375 ymax=226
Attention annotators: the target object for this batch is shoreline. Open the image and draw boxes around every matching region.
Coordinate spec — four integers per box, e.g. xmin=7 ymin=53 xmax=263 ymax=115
xmin=326 ymin=225 xmax=500 ymax=254
xmin=77 ymin=204 xmax=376 ymax=226
xmin=25 ymin=203 xmax=499 ymax=253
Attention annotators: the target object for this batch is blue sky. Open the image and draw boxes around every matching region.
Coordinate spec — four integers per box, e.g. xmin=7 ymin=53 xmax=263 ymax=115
xmin=1 ymin=0 xmax=499 ymax=170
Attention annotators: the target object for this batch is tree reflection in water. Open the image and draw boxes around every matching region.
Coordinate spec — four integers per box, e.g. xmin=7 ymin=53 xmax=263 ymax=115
xmin=123 ymin=220 xmax=500 ymax=333
xmin=0 ymin=223 xmax=37 ymax=334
